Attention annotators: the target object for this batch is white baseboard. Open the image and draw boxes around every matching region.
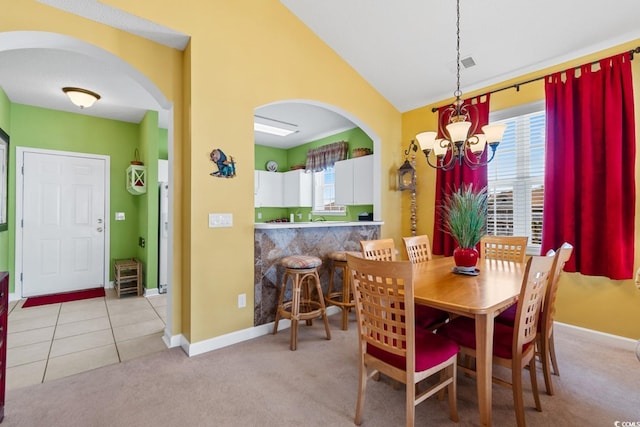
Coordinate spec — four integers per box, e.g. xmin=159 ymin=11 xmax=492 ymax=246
xmin=162 ymin=327 xmax=182 ymax=348
xmin=554 ymin=321 xmax=637 ymax=351
xmin=144 ymin=288 xmax=160 ymax=297
xmin=182 ymin=306 xmax=341 ymax=357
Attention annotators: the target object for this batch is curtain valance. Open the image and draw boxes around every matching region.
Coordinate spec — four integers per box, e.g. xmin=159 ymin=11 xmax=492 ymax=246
xmin=305 ymin=141 xmax=348 ymax=172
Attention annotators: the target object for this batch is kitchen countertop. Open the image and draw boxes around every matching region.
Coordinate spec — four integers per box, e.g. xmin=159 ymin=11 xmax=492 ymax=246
xmin=254 ymin=221 xmax=383 ymax=229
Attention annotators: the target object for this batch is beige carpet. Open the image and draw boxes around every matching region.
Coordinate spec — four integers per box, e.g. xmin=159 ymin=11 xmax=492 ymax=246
xmin=3 ymin=317 xmax=638 ymax=426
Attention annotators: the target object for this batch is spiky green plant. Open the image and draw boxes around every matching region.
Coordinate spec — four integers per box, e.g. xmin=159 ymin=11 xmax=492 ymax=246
xmin=441 ymin=184 xmax=488 ymax=248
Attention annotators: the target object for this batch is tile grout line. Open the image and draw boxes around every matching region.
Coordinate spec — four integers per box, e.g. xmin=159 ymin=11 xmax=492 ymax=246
xmin=41 ymin=302 xmax=63 ymax=384
xmin=104 ymin=294 xmax=123 ymax=363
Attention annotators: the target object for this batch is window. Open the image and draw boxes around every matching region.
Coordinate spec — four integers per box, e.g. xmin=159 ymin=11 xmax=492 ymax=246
xmin=312 ymin=166 xmax=346 ymax=214
xmin=487 ymin=102 xmax=545 ymax=254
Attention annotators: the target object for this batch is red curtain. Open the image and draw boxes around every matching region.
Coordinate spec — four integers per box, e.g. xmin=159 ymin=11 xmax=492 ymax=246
xmin=542 ymin=53 xmax=636 ymax=279
xmin=432 ymin=95 xmax=490 ymax=256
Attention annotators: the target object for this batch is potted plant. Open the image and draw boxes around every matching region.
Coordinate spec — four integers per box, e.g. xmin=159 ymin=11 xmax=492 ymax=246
xmin=441 ymin=184 xmax=488 ymax=271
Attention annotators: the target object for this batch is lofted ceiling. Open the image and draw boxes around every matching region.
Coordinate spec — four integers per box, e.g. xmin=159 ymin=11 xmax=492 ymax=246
xmin=1 ymin=1 xmax=638 ymax=148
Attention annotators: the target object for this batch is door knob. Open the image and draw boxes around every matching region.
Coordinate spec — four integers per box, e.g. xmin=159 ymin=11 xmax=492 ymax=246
xmin=97 ymin=219 xmax=103 ymax=224
xmin=97 ymin=227 xmax=103 ymax=232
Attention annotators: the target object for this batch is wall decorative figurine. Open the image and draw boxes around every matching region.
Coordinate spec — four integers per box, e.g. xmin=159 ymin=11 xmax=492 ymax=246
xmin=210 ymin=148 xmax=236 ymax=178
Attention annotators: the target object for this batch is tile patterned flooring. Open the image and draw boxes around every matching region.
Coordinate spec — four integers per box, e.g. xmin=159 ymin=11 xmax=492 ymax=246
xmin=5 ymin=289 xmax=168 ymax=391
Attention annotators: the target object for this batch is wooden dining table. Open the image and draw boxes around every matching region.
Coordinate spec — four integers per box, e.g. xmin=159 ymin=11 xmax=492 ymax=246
xmin=412 ymin=256 xmax=526 ymax=427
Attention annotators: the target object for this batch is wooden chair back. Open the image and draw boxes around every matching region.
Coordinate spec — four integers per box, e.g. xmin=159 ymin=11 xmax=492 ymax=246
xmin=542 ymin=242 xmax=573 ymax=330
xmin=360 ymin=238 xmax=396 ymax=261
xmin=348 ymin=255 xmax=413 ymax=361
xmin=480 ymin=235 xmax=528 ymax=262
xmin=403 ymin=235 xmax=433 ymax=264
xmin=513 ymin=255 xmax=555 ymax=354
xmin=346 ymin=253 xmax=458 ymax=426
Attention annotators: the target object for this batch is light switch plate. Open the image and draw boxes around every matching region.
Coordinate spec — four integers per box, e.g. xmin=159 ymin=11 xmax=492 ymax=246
xmin=208 ymin=213 xmax=233 ymax=228
xmin=115 ymin=212 xmax=125 ymax=220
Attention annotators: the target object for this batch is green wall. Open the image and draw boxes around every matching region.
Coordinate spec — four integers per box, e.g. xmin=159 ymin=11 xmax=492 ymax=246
xmin=4 ymin=103 xmax=161 ymax=293
xmin=137 ymin=110 xmax=160 ymax=290
xmin=158 ymin=127 xmax=168 ymax=160
xmin=254 ymin=127 xmax=374 ymax=222
xmin=0 ymin=88 xmax=10 ymax=275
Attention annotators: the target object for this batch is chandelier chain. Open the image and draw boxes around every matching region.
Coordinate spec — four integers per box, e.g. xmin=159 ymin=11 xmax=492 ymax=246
xmin=455 ymin=0 xmax=461 ymax=100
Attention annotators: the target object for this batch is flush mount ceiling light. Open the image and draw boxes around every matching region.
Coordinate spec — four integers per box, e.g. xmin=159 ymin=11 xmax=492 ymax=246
xmin=254 ymin=115 xmax=298 ymax=137
xmin=62 ymin=87 xmax=101 ymax=109
xmin=414 ymin=0 xmax=506 ymax=170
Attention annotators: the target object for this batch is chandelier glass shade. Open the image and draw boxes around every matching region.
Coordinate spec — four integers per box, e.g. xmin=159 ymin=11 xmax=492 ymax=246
xmin=415 ymin=0 xmax=506 ymax=171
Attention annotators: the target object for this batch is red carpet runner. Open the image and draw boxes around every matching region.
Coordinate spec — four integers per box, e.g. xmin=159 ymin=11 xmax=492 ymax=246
xmin=23 ymin=287 xmax=106 ymax=308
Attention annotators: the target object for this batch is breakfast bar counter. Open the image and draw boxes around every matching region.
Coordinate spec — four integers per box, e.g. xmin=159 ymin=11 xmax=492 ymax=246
xmin=254 ymin=221 xmax=382 ymax=326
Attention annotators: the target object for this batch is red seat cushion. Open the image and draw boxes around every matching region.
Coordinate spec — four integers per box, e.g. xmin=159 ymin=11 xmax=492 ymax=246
xmin=495 ymin=304 xmax=517 ymax=326
xmin=367 ymin=328 xmax=459 ymax=372
xmin=496 ymin=304 xmax=543 ymax=333
xmin=437 ymin=316 xmax=532 ymax=359
xmin=415 ymin=304 xmax=450 ymax=329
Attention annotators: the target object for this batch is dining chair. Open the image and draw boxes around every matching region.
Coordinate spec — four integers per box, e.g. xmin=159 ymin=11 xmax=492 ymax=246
xmin=496 ymin=243 xmax=573 ymax=395
xmin=537 ymin=242 xmax=573 ymax=395
xmin=437 ymin=255 xmax=555 ymax=427
xmin=361 ymin=238 xmax=449 ymax=331
xmin=402 ymin=235 xmax=433 ymax=263
xmin=359 ymin=238 xmax=396 ymax=261
xmin=479 ymin=235 xmax=529 ymax=262
xmin=402 ymin=235 xmax=450 ymax=330
xmin=346 ymin=253 xmax=459 ymax=427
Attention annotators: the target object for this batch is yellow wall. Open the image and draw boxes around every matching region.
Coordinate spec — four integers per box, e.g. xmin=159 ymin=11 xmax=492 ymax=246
xmin=99 ymin=0 xmax=403 ymax=342
xmin=402 ymin=40 xmax=640 ymax=339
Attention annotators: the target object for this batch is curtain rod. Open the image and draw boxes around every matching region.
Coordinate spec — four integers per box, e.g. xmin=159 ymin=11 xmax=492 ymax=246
xmin=431 ymin=46 xmax=640 ymax=113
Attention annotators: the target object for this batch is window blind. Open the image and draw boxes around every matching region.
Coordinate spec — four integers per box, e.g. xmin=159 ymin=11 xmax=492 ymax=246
xmin=488 ymin=104 xmax=545 ymax=252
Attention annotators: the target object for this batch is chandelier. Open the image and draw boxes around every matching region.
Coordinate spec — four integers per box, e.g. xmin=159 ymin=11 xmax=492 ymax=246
xmin=415 ymin=0 xmax=506 ymax=171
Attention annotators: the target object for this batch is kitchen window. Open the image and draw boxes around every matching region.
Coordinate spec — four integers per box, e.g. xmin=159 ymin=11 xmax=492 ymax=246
xmin=487 ymin=101 xmax=545 ymax=254
xmin=312 ymin=167 xmax=346 ymax=214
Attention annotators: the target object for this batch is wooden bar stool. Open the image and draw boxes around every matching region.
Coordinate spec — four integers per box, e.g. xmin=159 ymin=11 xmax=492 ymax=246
xmin=325 ymin=251 xmax=359 ymax=330
xmin=273 ymin=255 xmax=331 ymax=350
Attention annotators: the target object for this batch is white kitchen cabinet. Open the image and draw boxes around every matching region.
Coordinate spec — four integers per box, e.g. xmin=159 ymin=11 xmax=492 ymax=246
xmin=283 ymin=170 xmax=312 ymax=207
xmin=335 ymin=155 xmax=373 ymax=205
xmin=254 ymin=170 xmax=283 ymax=207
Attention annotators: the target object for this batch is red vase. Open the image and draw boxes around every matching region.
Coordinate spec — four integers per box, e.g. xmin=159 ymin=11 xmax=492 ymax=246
xmin=453 ymin=247 xmax=479 ymax=271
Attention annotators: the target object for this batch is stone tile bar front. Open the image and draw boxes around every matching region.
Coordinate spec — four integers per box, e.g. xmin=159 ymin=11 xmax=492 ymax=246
xmin=254 ymin=222 xmax=381 ymax=326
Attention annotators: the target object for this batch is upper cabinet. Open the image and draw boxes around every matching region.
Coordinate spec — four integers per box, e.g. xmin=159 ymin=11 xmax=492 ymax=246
xmin=283 ymin=170 xmax=312 ymax=207
xmin=335 ymin=155 xmax=373 ymax=205
xmin=255 ymin=169 xmax=312 ymax=208
xmin=254 ymin=170 xmax=283 ymax=207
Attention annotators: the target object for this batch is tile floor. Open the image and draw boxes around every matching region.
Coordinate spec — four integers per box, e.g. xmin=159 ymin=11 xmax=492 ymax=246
xmin=5 ymin=288 xmax=168 ymax=391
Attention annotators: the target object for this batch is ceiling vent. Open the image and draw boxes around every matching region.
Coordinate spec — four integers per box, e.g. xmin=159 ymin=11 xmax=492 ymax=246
xmin=461 ymin=56 xmax=476 ymax=69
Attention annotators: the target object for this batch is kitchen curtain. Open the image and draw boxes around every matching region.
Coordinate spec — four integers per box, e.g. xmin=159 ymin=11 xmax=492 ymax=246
xmin=542 ymin=52 xmax=636 ymax=279
xmin=305 ymin=140 xmax=348 ymax=172
xmin=432 ymin=95 xmax=490 ymax=256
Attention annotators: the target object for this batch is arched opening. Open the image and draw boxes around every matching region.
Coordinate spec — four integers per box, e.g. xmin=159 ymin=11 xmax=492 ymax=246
xmin=0 ymin=31 xmax=176 ymax=366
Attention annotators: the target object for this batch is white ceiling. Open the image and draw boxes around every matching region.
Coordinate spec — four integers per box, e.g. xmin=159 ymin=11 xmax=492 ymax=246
xmin=1 ymin=1 xmax=639 ymax=148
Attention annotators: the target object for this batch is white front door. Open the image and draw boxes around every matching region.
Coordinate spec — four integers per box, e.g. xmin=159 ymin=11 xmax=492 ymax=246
xmin=21 ymin=150 xmax=107 ymax=297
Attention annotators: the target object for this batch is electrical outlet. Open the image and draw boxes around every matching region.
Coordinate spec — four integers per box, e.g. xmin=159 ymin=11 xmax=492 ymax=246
xmin=139 ymin=237 xmax=145 ymax=248
xmin=297 ymin=213 xmax=302 ymax=220
xmin=238 ymin=293 xmax=246 ymax=308
xmin=257 ymin=212 xmax=262 ymax=220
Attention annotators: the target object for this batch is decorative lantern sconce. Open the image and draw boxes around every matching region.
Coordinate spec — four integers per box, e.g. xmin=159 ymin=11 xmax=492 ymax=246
xmin=398 ymin=140 xmax=419 ymax=236
xmin=398 ymin=159 xmax=416 ymax=191
xmin=126 ymin=149 xmax=146 ymax=195
xmin=398 ymin=140 xmax=418 ymax=191
xmin=126 ymin=164 xmax=147 ymax=195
